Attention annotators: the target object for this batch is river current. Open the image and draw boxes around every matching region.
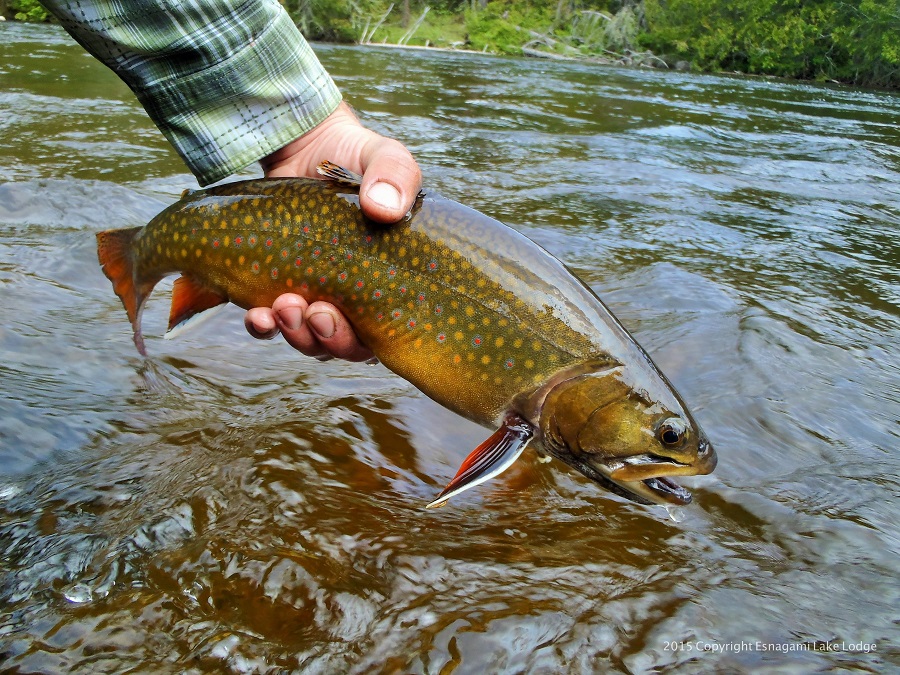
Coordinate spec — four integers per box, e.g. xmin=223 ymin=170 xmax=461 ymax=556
xmin=1 ymin=21 xmax=898 ymax=673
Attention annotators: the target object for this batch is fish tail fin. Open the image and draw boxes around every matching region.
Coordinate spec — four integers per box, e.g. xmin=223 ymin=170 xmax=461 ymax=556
xmin=96 ymin=227 xmax=156 ymax=355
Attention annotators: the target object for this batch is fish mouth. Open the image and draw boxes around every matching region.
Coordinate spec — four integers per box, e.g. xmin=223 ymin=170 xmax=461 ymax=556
xmin=571 ymin=454 xmax=703 ymax=506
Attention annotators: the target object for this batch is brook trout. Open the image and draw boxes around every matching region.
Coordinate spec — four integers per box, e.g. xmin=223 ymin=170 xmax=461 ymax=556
xmin=97 ymin=163 xmax=716 ymax=508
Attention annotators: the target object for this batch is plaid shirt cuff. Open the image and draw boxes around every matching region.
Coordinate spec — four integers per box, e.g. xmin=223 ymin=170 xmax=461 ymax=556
xmin=44 ymin=0 xmax=342 ymax=185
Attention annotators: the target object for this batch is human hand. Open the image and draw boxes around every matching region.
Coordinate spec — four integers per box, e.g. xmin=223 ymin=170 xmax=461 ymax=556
xmin=244 ymin=102 xmax=422 ymax=361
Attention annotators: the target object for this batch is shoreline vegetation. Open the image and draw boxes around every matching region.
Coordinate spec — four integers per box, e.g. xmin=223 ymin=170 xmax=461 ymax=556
xmin=5 ymin=0 xmax=898 ymax=89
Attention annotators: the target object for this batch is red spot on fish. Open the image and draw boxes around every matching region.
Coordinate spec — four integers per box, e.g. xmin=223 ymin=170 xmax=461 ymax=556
xmin=295 ymin=240 xmax=303 ymax=249
xmin=472 ymin=336 xmax=483 ymax=347
xmin=399 ymin=287 xmax=407 ymax=294
xmin=434 ymin=305 xmax=443 ymax=315
xmin=388 ymin=267 xmax=397 ymax=277
xmin=301 ymin=281 xmax=309 ymax=290
xmin=338 ymin=272 xmax=348 ymax=282
xmin=265 ymin=238 xmax=273 ymax=248
xmin=281 ymin=249 xmax=289 ymax=259
xmin=417 ymin=293 xmax=426 ymax=303
xmin=234 ymin=236 xmax=243 ymax=246
xmin=331 ymin=236 xmax=339 ymax=245
xmin=271 ymin=268 xmax=278 ymax=279
xmin=303 ymin=225 xmax=310 ymax=234
xmin=365 ymin=234 xmax=373 ymax=243
xmin=355 ymin=280 xmax=364 ymax=289
xmin=428 ymin=260 xmax=438 ymax=271
xmin=376 ymin=312 xmax=385 ymax=321
xmin=212 ymin=239 xmax=220 ymax=248
xmin=248 ymin=234 xmax=258 ymax=246
xmin=437 ymin=333 xmax=446 ymax=343
xmin=251 ymin=261 xmax=260 ymax=274
xmin=319 ymin=276 xmax=327 ymax=285
xmin=295 ymin=257 xmax=303 ymax=266
xmin=346 ymin=252 xmax=353 ymax=260
xmin=312 ymin=248 xmax=321 ymax=257
xmin=408 ymin=319 xmax=416 ymax=329
xmin=373 ymin=290 xmax=382 ymax=299
xmin=505 ymin=359 xmax=515 ymax=369
xmin=392 ymin=309 xmax=402 ymax=320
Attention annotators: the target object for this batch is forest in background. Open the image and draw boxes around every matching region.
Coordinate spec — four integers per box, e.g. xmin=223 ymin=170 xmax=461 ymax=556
xmin=6 ymin=0 xmax=899 ymax=88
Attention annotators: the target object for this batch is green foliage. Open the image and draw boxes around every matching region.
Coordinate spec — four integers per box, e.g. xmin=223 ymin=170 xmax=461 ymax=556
xmin=641 ymin=0 xmax=900 ymax=88
xmin=464 ymin=1 xmax=558 ymax=54
xmin=11 ymin=0 xmax=51 ymax=22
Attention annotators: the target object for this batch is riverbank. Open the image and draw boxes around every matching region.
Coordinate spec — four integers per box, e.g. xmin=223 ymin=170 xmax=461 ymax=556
xmin=5 ymin=0 xmax=897 ymax=89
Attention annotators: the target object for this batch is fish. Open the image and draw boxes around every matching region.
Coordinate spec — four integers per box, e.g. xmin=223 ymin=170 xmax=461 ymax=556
xmin=96 ymin=162 xmax=717 ymax=509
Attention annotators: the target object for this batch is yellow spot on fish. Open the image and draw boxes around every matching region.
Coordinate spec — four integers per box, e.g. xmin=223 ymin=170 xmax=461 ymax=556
xmin=481 ymin=355 xmax=491 ymax=365
xmin=244 ymin=215 xmax=253 ymax=225
xmin=195 ymin=249 xmax=202 ymax=258
xmin=398 ymin=246 xmax=407 ymax=257
xmin=465 ymin=306 xmax=475 ymax=317
xmin=454 ymin=331 xmax=463 ymax=341
xmin=525 ymin=359 xmax=534 ymax=369
xmin=321 ymin=205 xmax=329 ymax=215
xmin=448 ymin=316 xmax=457 ymax=326
xmin=514 ymin=338 xmax=523 ymax=348
xmin=282 ymin=226 xmax=289 ymax=238
xmin=223 ymin=236 xmax=231 ymax=247
xmin=453 ymin=354 xmax=462 ymax=364
xmin=291 ymin=196 xmax=299 ymax=208
xmin=495 ymin=337 xmax=505 ymax=348
xmin=180 ymin=249 xmax=187 ymax=258
xmin=482 ymin=317 xmax=490 ymax=326
xmin=499 ymin=318 xmax=509 ymax=327
xmin=533 ymin=341 xmax=542 ymax=351
xmin=480 ymin=373 xmax=488 ymax=381
xmin=286 ymin=278 xmax=293 ymax=288
xmin=239 ymin=255 xmax=245 ymax=265
xmin=414 ymin=338 xmax=422 ymax=348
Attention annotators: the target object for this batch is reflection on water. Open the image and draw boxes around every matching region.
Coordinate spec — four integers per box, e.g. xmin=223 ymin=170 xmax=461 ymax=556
xmin=1 ymin=21 xmax=899 ymax=673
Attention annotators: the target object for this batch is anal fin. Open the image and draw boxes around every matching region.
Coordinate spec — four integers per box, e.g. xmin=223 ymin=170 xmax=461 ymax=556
xmin=166 ymin=275 xmax=228 ymax=339
xmin=426 ymin=412 xmax=534 ymax=509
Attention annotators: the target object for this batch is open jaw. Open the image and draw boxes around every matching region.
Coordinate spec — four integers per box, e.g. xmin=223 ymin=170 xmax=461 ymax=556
xmin=572 ymin=456 xmax=694 ymax=506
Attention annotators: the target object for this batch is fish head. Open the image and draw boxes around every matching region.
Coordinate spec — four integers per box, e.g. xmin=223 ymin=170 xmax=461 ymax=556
xmin=536 ymin=366 xmax=716 ymax=506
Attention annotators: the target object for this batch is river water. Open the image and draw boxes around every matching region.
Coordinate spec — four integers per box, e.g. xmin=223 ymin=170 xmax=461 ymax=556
xmin=1 ymin=21 xmax=898 ymax=674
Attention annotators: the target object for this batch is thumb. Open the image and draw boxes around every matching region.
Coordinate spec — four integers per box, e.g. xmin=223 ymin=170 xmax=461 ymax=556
xmin=359 ymin=137 xmax=422 ymax=224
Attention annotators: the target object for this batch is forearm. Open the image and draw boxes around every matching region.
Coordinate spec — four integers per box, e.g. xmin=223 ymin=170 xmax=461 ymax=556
xmin=42 ymin=0 xmax=342 ymax=185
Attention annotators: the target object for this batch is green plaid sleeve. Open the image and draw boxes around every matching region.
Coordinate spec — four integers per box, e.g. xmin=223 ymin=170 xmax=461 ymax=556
xmin=43 ymin=0 xmax=343 ymax=185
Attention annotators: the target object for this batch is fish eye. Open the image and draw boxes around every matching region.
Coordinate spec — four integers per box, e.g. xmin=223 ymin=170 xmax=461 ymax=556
xmin=658 ymin=418 xmax=687 ymax=446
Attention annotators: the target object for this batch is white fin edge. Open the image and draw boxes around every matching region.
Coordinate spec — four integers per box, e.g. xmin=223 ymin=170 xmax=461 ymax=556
xmin=425 ymin=439 xmax=531 ymax=509
xmin=164 ymin=303 xmax=229 ymax=340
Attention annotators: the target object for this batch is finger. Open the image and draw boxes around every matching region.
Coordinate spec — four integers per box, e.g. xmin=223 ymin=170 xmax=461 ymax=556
xmin=304 ymin=301 xmax=374 ymax=362
xmin=270 ymin=294 xmax=327 ymax=358
xmin=359 ymin=137 xmax=422 ymax=224
xmin=245 ymin=307 xmax=280 ymax=340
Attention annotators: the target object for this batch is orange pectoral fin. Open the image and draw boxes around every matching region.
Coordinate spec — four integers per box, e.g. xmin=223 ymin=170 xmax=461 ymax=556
xmin=165 ymin=275 xmax=229 ymax=339
xmin=426 ymin=412 xmax=535 ymax=509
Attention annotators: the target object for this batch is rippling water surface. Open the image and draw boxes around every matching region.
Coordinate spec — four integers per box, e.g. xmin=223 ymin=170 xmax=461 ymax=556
xmin=1 ymin=22 xmax=898 ymax=673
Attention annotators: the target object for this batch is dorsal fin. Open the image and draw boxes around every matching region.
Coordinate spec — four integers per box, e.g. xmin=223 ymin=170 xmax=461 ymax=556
xmin=316 ymin=161 xmax=363 ymax=187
